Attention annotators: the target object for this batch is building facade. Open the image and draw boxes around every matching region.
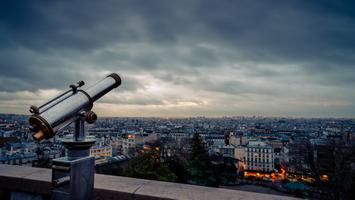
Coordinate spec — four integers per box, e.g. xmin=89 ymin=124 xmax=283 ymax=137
xmin=245 ymin=141 xmax=274 ymax=172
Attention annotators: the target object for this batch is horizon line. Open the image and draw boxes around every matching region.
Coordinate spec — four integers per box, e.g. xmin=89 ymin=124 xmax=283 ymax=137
xmin=1 ymin=112 xmax=354 ymax=120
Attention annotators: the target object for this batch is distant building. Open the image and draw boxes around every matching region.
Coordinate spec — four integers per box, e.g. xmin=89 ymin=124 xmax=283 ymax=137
xmin=110 ymin=137 xmax=123 ymax=156
xmin=0 ymin=152 xmax=36 ymax=166
xmin=230 ymin=132 xmax=247 ymax=146
xmin=234 ymin=145 xmax=246 ymax=172
xmin=122 ymin=132 xmax=159 ymax=156
xmin=219 ymin=144 xmax=235 ymax=158
xmin=122 ymin=134 xmax=138 ymax=156
xmin=170 ymin=128 xmax=189 ymax=144
xmin=286 ymin=138 xmax=310 ymax=174
xmin=245 ymin=141 xmax=274 ymax=172
xmin=268 ymin=140 xmax=283 ymax=150
xmin=90 ymin=145 xmax=112 ymax=157
xmin=200 ymin=133 xmax=224 ymax=153
xmin=0 ymin=141 xmax=37 ymax=166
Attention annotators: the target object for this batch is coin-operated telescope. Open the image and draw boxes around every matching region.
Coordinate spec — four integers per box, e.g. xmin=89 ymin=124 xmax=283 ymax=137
xmin=28 ymin=73 xmax=121 ymax=200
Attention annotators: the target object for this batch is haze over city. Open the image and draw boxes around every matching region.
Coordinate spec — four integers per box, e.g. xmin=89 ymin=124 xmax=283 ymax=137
xmin=1 ymin=1 xmax=355 ymax=117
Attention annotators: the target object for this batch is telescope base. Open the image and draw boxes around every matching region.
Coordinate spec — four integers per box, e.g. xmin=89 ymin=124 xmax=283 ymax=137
xmin=61 ymin=139 xmax=96 ymax=160
xmin=52 ymin=156 xmax=95 ymax=200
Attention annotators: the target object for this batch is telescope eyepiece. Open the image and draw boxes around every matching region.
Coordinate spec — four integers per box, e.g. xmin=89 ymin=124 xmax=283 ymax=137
xmin=33 ymin=130 xmax=45 ymax=141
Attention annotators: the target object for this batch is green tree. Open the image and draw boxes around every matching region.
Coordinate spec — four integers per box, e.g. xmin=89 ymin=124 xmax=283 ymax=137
xmin=303 ymin=140 xmax=355 ymax=200
xmin=187 ymin=133 xmax=218 ymax=187
xmin=165 ymin=155 xmax=188 ymax=183
xmin=124 ymin=143 xmax=177 ymax=182
xmin=219 ymin=157 xmax=237 ymax=185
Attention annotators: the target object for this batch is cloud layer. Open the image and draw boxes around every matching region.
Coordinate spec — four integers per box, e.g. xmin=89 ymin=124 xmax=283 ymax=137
xmin=0 ymin=0 xmax=355 ymax=117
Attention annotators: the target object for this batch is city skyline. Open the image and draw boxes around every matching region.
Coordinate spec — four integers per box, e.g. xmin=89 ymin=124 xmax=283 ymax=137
xmin=1 ymin=1 xmax=355 ymax=117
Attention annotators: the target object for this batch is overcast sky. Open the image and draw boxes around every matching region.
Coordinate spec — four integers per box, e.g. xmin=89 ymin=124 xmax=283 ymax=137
xmin=0 ymin=0 xmax=354 ymax=117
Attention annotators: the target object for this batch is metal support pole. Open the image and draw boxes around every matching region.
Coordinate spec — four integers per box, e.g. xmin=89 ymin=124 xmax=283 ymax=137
xmin=51 ymin=116 xmax=96 ymax=200
xmin=74 ymin=119 xmax=85 ymax=142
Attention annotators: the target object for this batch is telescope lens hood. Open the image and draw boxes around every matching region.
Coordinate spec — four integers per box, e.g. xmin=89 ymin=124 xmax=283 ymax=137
xmin=107 ymin=73 xmax=121 ymax=88
xmin=29 ymin=115 xmax=54 ymax=141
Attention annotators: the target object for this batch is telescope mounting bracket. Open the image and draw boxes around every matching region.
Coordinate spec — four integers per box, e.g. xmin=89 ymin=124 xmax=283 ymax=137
xmin=60 ymin=110 xmax=97 ymax=160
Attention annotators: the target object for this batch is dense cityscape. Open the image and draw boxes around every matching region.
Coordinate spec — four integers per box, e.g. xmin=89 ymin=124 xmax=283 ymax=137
xmin=1 ymin=113 xmax=354 ymax=199
xmin=1 ymin=1 xmax=355 ymax=199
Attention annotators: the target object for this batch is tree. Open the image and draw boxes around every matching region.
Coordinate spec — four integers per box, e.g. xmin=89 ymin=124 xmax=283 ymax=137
xmin=165 ymin=155 xmax=188 ymax=183
xmin=124 ymin=141 xmax=177 ymax=182
xmin=187 ymin=133 xmax=218 ymax=187
xmin=219 ymin=157 xmax=238 ymax=185
xmin=303 ymin=140 xmax=355 ymax=200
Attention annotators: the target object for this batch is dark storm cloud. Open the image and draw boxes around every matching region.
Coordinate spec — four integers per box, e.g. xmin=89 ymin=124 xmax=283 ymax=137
xmin=0 ymin=0 xmax=355 ymax=116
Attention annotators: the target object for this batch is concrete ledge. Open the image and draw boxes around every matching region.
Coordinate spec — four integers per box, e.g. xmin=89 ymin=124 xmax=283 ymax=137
xmin=0 ymin=164 xmax=298 ymax=200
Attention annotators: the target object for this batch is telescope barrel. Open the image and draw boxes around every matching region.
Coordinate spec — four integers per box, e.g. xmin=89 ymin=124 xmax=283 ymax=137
xmin=37 ymin=91 xmax=73 ymax=114
xmin=85 ymin=73 xmax=121 ymax=102
xmin=29 ymin=73 xmax=121 ymax=141
xmin=30 ymin=81 xmax=85 ymax=115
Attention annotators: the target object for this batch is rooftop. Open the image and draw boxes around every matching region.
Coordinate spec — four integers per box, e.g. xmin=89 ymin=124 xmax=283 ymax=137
xmin=0 ymin=164 xmax=299 ymax=200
